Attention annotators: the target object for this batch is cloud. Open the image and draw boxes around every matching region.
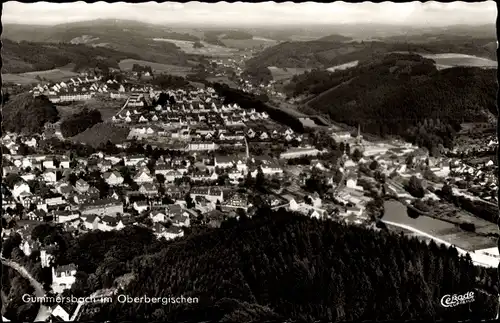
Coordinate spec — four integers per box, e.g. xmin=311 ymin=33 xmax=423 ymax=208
xmin=2 ymin=1 xmax=496 ymax=26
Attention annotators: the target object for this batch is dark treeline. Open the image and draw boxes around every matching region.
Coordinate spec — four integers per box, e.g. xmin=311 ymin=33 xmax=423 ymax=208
xmin=3 ymin=93 xmax=60 ymax=134
xmin=213 ymin=83 xmax=305 ymax=133
xmin=60 ymin=108 xmax=102 ymax=138
xmin=66 ymin=208 xmax=499 ymax=322
xmin=221 ymin=30 xmax=254 ymax=40
xmin=151 ymin=74 xmax=190 ymax=89
xmin=242 ymin=65 xmax=274 ymax=85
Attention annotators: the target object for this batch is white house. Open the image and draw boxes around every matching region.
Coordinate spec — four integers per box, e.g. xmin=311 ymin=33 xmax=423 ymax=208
xmin=12 ymin=181 xmax=31 ymax=199
xmin=43 ymin=170 xmax=57 ymax=183
xmin=150 ymin=210 xmax=168 ymax=223
xmin=103 ymin=171 xmax=124 ymax=186
xmin=82 ymin=215 xmax=100 ymax=230
xmin=51 ymin=264 xmax=77 ymax=294
xmin=54 ymin=210 xmax=80 ymax=224
xmin=133 ymin=201 xmax=149 ymax=213
xmin=49 ymin=305 xmax=71 ymax=322
xmin=134 ymin=171 xmax=154 ymax=184
xmin=215 ymin=156 xmax=234 ymax=169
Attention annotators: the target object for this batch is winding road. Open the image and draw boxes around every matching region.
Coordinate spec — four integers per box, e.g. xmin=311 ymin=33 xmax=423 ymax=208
xmin=0 ymin=256 xmax=51 ymax=322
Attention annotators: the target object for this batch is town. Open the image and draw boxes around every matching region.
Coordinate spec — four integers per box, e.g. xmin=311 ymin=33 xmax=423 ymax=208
xmin=3 ymin=66 xmax=499 ymax=297
xmin=1 ymin=3 xmax=499 ymax=321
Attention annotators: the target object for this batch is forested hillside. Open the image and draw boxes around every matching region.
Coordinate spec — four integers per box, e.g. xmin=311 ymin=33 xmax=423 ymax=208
xmin=3 ymin=20 xmax=192 ymax=73
xmin=246 ymin=38 xmax=497 ymax=70
xmin=2 ymin=93 xmax=60 ymax=134
xmin=289 ymin=54 xmax=497 ymax=154
xmin=42 ymin=208 xmax=499 ymax=322
xmin=2 ymin=39 xmax=142 ymax=73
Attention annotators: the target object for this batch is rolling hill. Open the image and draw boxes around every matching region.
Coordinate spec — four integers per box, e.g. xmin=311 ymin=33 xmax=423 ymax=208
xmin=2 ymin=38 xmax=142 ymax=74
xmin=245 ymin=37 xmax=497 ymax=70
xmin=286 ymin=53 xmax=497 ymax=154
xmin=2 ymin=19 xmax=193 ymax=71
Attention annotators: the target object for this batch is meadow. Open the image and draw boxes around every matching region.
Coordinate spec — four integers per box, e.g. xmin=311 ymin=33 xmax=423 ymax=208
xmin=118 ymin=59 xmax=193 ymax=76
xmin=267 ymin=66 xmax=311 ymax=81
xmin=152 ymin=38 xmax=237 ymax=57
xmin=3 ymin=68 xmax=79 ymax=85
xmin=220 ymin=37 xmax=278 ymax=49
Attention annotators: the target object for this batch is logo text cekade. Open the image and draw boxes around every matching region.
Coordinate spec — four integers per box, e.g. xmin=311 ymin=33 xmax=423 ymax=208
xmin=440 ymin=291 xmax=475 ymax=307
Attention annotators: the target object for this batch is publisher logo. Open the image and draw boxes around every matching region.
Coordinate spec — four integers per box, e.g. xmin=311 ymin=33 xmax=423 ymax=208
xmin=440 ymin=291 xmax=475 ymax=308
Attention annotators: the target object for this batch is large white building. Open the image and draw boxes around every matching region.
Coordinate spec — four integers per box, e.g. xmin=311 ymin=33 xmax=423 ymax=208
xmin=51 ymin=264 xmax=77 ymax=294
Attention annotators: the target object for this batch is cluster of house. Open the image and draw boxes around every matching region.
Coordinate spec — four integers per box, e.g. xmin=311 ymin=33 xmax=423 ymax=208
xmin=29 ymin=74 xmax=160 ymax=104
xmin=113 ymin=87 xmax=270 ymax=128
xmin=31 ymin=76 xmax=103 ymax=102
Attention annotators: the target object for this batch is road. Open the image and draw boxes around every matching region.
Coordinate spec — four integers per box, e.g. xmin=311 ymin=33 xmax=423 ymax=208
xmin=0 ymin=256 xmax=51 ymax=322
xmin=114 ymin=97 xmax=131 ymax=118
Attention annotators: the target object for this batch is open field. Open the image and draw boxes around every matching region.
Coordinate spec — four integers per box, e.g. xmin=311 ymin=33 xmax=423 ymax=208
xmin=221 ymin=37 xmax=278 ymax=49
xmin=422 ymin=53 xmax=497 ymax=69
xmin=393 ymin=51 xmax=497 ymax=69
xmin=3 ymin=68 xmax=79 ymax=85
xmin=152 ymin=38 xmax=237 ymax=57
xmin=327 ymin=60 xmax=359 ymax=72
xmin=268 ymin=66 xmax=311 ymax=81
xmin=118 ymin=59 xmax=192 ymax=76
xmin=56 ymin=97 xmax=123 ymax=122
xmin=383 ymin=200 xmax=497 ymax=251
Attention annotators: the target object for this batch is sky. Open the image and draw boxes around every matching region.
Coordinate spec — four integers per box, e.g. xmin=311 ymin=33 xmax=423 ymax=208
xmin=2 ymin=1 xmax=497 ymax=27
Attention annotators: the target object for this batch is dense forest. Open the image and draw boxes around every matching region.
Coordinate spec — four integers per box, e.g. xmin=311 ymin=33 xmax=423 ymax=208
xmin=152 ymin=74 xmax=190 ymax=89
xmin=241 ymin=65 xmax=274 ymax=84
xmin=245 ymin=38 xmax=497 ymax=70
xmin=2 ymin=93 xmax=60 ymax=134
xmin=60 ymin=108 xmax=103 ymax=138
xmin=292 ymin=54 xmax=497 ymax=154
xmin=2 ymin=39 xmax=141 ymax=73
xmin=36 ymin=208 xmax=497 ymax=322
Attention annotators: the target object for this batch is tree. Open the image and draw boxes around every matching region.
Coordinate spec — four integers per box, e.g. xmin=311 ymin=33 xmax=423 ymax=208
xmin=67 ymin=173 xmax=79 ymax=186
xmin=441 ymin=183 xmax=454 ymax=201
xmin=185 ymin=194 xmax=195 ymax=209
xmin=405 ymin=154 xmax=415 ymax=167
xmin=156 ymin=174 xmax=166 ymax=185
xmin=352 ymin=149 xmax=363 ymax=162
xmin=407 ymin=206 xmax=420 ymax=219
xmin=339 ymin=142 xmax=345 ymax=153
xmin=406 ymin=175 xmax=425 ymax=198
xmin=255 ymin=167 xmax=265 ymax=191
